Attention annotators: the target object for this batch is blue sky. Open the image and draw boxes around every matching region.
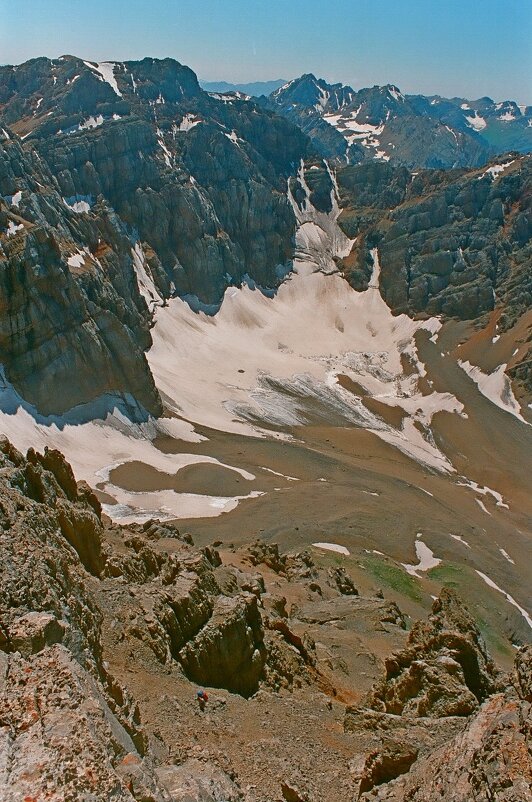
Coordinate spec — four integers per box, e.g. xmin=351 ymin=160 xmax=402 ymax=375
xmin=1 ymin=0 xmax=531 ymax=102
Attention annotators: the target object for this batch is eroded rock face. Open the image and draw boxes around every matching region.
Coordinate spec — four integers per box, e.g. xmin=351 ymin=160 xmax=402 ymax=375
xmin=0 ymin=438 xmax=172 ymax=800
xmin=360 ymin=647 xmax=532 ymax=801
xmin=0 ymin=133 xmax=162 ymax=415
xmin=0 ymin=56 xmax=310 ymax=415
xmin=336 ymin=156 xmax=532 ymax=320
xmin=179 ymin=594 xmax=266 ymax=698
xmin=0 ymin=646 xmax=168 ymax=802
xmin=366 ymin=588 xmax=501 ymax=718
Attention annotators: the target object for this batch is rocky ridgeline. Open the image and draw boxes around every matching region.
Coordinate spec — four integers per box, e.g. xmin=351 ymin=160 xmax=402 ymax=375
xmin=0 ymin=56 xmax=531 ymax=416
xmin=266 ymin=74 xmax=532 ymax=168
xmin=0 ymin=437 xmax=530 ymax=801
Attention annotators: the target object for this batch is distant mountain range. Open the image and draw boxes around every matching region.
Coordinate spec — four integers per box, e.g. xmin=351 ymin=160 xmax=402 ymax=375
xmin=199 ymin=78 xmax=286 ymax=97
xmin=262 ymin=73 xmax=532 ymax=169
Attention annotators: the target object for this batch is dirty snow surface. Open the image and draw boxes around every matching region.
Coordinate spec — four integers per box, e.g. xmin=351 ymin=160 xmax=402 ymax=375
xmin=148 ymin=162 xmax=462 ymax=473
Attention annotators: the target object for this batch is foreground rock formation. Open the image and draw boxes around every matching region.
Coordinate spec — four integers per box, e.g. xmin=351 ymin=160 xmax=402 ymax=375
xmin=0 ymin=437 xmax=530 ymax=801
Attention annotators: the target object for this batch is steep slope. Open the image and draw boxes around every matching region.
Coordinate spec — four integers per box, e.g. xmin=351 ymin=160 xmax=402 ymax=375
xmin=1 ymin=436 xmax=530 ymax=801
xmin=267 ymin=74 xmax=532 ymax=168
xmin=0 ymin=129 xmax=162 ymax=415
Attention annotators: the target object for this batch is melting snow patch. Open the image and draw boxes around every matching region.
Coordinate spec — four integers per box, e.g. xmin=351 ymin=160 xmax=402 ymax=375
xmin=475 ymin=571 xmax=532 ymax=630
xmin=64 ymin=195 xmax=93 ymax=214
xmin=225 ymin=130 xmax=244 ymax=145
xmin=483 ymin=160 xmax=514 ymax=179
xmin=3 ymin=190 xmax=22 ymax=207
xmin=476 ymin=499 xmax=491 ymax=516
xmin=156 ymin=131 xmax=173 ymax=167
xmin=402 ymin=538 xmax=441 ymax=577
xmin=6 ymin=221 xmax=23 ymax=237
xmin=465 ymin=112 xmax=487 ymax=131
xmin=260 ymin=466 xmax=299 ymax=481
xmin=312 ymin=543 xmax=350 ymax=556
xmin=67 ymin=250 xmax=87 ymax=269
xmin=146 ymin=165 xmax=459 ymax=474
xmin=388 ymin=86 xmax=404 ymax=102
xmin=178 ymin=113 xmax=202 ymax=132
xmin=84 ymin=61 xmax=122 ymax=97
xmin=79 ymin=115 xmax=104 ymax=130
xmin=132 ymin=243 xmax=163 ymax=312
xmin=450 ymin=534 xmax=471 ymax=549
xmin=66 ymin=247 xmax=101 ymax=271
xmin=499 ymin=548 xmax=515 ymax=565
xmin=458 ymin=360 xmax=528 ymax=424
xmin=457 ymin=478 xmax=509 ymax=509
xmin=102 ymin=489 xmax=264 ymax=523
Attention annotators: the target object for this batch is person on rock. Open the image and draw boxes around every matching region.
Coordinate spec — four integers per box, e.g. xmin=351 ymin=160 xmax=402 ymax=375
xmin=196 ymin=689 xmax=208 ymax=710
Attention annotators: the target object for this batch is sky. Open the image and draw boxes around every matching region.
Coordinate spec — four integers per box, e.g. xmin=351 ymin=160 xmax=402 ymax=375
xmin=1 ymin=0 xmax=531 ymax=103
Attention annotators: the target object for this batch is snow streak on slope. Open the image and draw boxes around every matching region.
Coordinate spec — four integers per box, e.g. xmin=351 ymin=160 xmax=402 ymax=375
xmin=148 ymin=162 xmax=463 ymax=472
xmin=475 ymin=570 xmax=532 ymax=630
xmin=83 ymin=61 xmax=123 ymax=97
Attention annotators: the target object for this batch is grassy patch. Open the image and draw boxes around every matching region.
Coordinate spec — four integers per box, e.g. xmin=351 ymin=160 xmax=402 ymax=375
xmin=427 ymin=563 xmax=465 ymax=588
xmin=476 ymin=615 xmax=514 ymax=661
xmin=362 ymin=556 xmax=422 ymax=603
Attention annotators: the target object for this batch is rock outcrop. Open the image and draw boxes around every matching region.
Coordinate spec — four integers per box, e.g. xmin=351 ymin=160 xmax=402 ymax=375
xmin=366 ymin=588 xmax=502 ymax=717
xmin=359 ymin=646 xmax=532 ymax=801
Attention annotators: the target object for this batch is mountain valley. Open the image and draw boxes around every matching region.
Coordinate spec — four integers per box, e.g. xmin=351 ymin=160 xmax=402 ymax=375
xmin=0 ymin=54 xmax=530 ymax=801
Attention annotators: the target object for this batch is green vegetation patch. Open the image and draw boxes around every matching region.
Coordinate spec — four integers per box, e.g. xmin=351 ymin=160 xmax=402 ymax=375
xmin=362 ymin=556 xmax=422 ymax=602
xmin=427 ymin=562 xmax=465 ymax=588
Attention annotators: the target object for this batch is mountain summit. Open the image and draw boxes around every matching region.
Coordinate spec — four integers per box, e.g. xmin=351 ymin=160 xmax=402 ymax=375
xmin=267 ymin=73 xmax=532 ymax=167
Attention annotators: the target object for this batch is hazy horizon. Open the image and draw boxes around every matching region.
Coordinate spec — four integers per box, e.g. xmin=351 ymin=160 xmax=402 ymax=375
xmin=1 ymin=0 xmax=531 ymax=104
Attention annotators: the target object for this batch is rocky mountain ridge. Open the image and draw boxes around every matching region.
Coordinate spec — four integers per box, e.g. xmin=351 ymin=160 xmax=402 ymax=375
xmin=266 ymin=73 xmax=532 ymax=168
xmin=1 ymin=436 xmax=530 ymax=801
xmin=0 ymin=55 xmax=530 ymax=417
xmin=0 ymin=55 xmax=311 ymax=413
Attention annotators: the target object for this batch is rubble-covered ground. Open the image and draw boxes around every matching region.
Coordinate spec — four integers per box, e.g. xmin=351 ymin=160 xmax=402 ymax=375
xmin=0 ymin=436 xmax=530 ymax=801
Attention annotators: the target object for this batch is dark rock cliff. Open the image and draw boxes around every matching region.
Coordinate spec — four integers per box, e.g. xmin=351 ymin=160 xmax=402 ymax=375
xmin=0 ymin=56 xmax=312 ymax=414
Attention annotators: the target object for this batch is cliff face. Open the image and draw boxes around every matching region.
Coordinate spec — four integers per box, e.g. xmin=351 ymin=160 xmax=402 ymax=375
xmin=335 ymin=157 xmax=532 ymax=319
xmin=333 ymin=156 xmax=532 ymax=391
xmin=0 ymin=56 xmax=311 ymax=414
xmin=0 ymin=132 xmax=162 ymax=415
xmin=1 ymin=56 xmax=309 ymax=302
